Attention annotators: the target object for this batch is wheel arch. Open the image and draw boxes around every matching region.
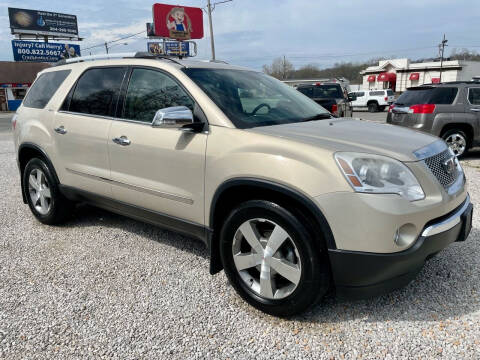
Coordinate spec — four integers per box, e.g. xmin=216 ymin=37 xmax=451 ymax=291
xmin=440 ymin=123 xmax=474 ymax=144
xmin=208 ymin=178 xmax=337 ymax=275
xmin=18 ymin=143 xmax=60 ymax=204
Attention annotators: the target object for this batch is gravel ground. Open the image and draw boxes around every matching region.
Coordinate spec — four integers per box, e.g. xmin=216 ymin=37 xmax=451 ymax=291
xmin=1 ymin=128 xmax=479 ymax=359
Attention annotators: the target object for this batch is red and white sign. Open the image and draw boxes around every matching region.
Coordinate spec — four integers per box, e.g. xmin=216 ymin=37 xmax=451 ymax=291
xmin=152 ymin=3 xmax=204 ymax=40
xmin=409 ymin=73 xmax=420 ymax=81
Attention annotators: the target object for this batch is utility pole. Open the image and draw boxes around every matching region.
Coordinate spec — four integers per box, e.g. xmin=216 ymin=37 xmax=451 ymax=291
xmin=205 ymin=0 xmax=233 ymax=61
xmin=105 ymin=42 xmax=109 ymax=54
xmin=207 ymin=0 xmax=215 ymax=60
xmin=439 ymin=34 xmax=448 ymax=82
xmin=283 ymin=55 xmax=287 ymax=80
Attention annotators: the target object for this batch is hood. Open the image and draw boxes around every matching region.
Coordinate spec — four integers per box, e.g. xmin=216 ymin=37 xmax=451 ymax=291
xmin=248 ymin=118 xmax=439 ymax=162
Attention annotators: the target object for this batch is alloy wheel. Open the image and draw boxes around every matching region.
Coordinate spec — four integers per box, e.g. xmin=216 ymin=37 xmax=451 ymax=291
xmin=28 ymin=168 xmax=52 ymax=215
xmin=445 ymin=133 xmax=467 ymax=156
xmin=232 ymin=218 xmax=302 ymax=300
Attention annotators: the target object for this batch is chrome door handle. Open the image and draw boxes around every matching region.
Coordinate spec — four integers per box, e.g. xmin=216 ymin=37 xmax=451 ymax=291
xmin=470 ymin=108 xmax=480 ymax=112
xmin=112 ymin=136 xmax=131 ymax=146
xmin=54 ymin=126 xmax=67 ymax=134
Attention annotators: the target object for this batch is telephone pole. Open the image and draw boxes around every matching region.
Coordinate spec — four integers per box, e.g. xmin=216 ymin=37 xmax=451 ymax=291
xmin=205 ymin=0 xmax=233 ymax=61
xmin=207 ymin=0 xmax=215 ymax=61
xmin=439 ymin=34 xmax=448 ymax=83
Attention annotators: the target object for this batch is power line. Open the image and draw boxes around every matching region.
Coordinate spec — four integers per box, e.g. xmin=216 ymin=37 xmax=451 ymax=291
xmin=81 ymin=30 xmax=145 ymax=51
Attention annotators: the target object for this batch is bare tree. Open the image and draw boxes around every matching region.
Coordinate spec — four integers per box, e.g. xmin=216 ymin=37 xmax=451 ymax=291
xmin=262 ymin=56 xmax=294 ymax=80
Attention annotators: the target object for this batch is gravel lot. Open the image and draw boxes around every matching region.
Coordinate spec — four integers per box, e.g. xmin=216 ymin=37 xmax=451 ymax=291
xmin=1 ymin=115 xmax=479 ymax=359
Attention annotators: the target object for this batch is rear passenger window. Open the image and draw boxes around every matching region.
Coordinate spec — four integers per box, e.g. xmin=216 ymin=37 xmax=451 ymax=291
xmin=123 ymin=68 xmax=194 ymax=123
xmin=369 ymin=91 xmax=384 ymax=96
xmin=23 ymin=70 xmax=71 ymax=109
xmin=468 ymin=88 xmax=480 ymax=105
xmin=69 ymin=67 xmax=126 ymax=116
xmin=356 ymin=92 xmax=365 ymax=97
xmin=430 ymin=87 xmax=458 ymax=104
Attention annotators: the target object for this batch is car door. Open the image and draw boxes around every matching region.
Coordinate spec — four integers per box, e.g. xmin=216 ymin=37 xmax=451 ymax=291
xmin=53 ymin=66 xmax=128 ymax=197
xmin=466 ymin=87 xmax=480 ymax=135
xmin=107 ymin=67 xmax=207 ymax=225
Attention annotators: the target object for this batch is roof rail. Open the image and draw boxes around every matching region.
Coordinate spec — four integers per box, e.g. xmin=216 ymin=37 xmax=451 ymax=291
xmin=54 ymin=52 xmax=186 ymax=67
xmin=208 ymin=59 xmax=229 ymax=64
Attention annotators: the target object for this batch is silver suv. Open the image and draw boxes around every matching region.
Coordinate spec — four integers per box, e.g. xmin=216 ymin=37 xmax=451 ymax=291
xmin=387 ymin=82 xmax=480 ymax=157
xmin=13 ymin=53 xmax=473 ymax=316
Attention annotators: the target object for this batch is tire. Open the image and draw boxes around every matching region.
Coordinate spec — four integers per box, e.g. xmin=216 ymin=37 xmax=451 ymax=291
xmin=379 ymin=106 xmax=386 ymax=112
xmin=220 ymin=200 xmax=330 ymax=317
xmin=368 ymin=102 xmax=379 ymax=113
xmin=23 ymin=157 xmax=72 ymax=225
xmin=441 ymin=129 xmax=469 ymax=158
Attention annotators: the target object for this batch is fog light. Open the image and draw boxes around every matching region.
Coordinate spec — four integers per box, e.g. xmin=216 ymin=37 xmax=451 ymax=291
xmin=394 ymin=224 xmax=417 ymax=247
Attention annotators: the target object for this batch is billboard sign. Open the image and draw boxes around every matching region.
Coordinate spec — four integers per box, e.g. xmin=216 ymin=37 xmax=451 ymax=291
xmin=8 ymin=7 xmax=78 ymax=37
xmin=12 ymin=40 xmax=81 ymax=62
xmin=147 ymin=41 xmax=191 ymax=56
xmin=152 ymin=3 xmax=203 ymax=40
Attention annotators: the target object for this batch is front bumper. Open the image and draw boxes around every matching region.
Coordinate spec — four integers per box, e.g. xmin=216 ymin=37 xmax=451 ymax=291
xmin=329 ymin=195 xmax=473 ymax=299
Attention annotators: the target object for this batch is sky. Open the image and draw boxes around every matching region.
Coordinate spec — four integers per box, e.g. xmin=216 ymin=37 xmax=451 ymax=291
xmin=1 ymin=0 xmax=480 ymax=70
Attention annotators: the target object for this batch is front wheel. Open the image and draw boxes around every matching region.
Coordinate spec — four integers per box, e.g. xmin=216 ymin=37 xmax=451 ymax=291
xmin=23 ymin=158 xmax=73 ymax=224
xmin=442 ymin=129 xmax=469 ymax=157
xmin=220 ymin=200 xmax=330 ymax=316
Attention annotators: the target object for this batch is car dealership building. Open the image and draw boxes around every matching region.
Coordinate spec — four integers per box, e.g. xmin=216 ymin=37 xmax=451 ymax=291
xmin=360 ymin=58 xmax=480 ymax=93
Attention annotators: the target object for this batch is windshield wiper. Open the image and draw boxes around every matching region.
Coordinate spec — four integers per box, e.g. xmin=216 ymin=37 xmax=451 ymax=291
xmin=301 ymin=113 xmax=333 ymax=122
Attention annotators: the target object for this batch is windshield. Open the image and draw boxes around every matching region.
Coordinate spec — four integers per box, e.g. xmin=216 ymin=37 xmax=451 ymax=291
xmin=182 ymin=68 xmax=330 ymax=129
xmin=395 ymin=87 xmax=458 ymax=106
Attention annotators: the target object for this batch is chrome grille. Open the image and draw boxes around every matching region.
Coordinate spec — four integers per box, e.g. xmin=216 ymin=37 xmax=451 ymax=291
xmin=424 ymin=150 xmax=458 ymax=188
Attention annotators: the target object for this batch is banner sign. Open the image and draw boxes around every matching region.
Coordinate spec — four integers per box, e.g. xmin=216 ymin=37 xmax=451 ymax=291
xmin=152 ymin=4 xmax=203 ymax=40
xmin=8 ymin=7 xmax=78 ymax=37
xmin=12 ymin=40 xmax=81 ymax=62
xmin=147 ymin=41 xmax=191 ymax=56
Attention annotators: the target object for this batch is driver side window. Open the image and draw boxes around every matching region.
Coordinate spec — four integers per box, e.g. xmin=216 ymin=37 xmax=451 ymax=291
xmin=123 ymin=68 xmax=194 ymax=123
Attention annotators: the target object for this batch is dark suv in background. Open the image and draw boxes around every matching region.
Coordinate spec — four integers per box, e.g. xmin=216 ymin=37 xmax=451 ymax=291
xmin=387 ymin=82 xmax=480 ymax=157
xmin=297 ymin=82 xmax=354 ymax=117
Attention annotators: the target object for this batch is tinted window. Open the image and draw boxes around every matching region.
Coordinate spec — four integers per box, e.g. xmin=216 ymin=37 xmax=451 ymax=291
xmin=123 ymin=68 xmax=194 ymax=123
xmin=387 ymin=89 xmax=394 ymax=96
xmin=23 ymin=70 xmax=71 ymax=109
xmin=69 ymin=67 xmax=126 ymax=116
xmin=356 ymin=92 xmax=365 ymax=97
xmin=297 ymin=86 xmax=313 ymax=97
xmin=313 ymin=85 xmax=343 ymax=99
xmin=395 ymin=87 xmax=458 ymax=106
xmin=369 ymin=91 xmax=385 ymax=96
xmin=183 ymin=68 xmax=330 ymax=129
xmin=468 ymin=88 xmax=480 ymax=105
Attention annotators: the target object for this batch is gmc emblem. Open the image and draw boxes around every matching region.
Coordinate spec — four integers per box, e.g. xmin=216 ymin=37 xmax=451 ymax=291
xmin=442 ymin=156 xmax=456 ymax=175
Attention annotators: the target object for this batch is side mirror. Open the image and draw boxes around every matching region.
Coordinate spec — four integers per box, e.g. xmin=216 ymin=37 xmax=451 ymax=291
xmin=152 ymin=106 xmax=194 ymax=128
xmin=348 ymin=93 xmax=357 ymax=102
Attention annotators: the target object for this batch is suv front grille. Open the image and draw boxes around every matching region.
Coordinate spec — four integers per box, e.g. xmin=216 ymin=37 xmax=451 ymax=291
xmin=423 ymin=149 xmax=458 ymax=188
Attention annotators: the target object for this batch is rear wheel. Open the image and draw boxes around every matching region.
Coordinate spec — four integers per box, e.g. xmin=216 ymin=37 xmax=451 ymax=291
xmin=23 ymin=158 xmax=72 ymax=224
xmin=368 ymin=102 xmax=379 ymax=113
xmin=442 ymin=129 xmax=469 ymax=157
xmin=220 ymin=200 xmax=330 ymax=316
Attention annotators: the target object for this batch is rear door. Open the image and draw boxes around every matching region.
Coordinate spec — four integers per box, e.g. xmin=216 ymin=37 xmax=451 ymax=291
xmin=107 ymin=67 xmax=207 ymax=225
xmin=466 ymin=87 xmax=480 ymax=139
xmin=53 ymin=66 xmax=127 ymax=197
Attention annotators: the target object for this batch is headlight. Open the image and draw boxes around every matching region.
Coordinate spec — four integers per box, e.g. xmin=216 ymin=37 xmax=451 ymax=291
xmin=335 ymin=152 xmax=425 ymax=201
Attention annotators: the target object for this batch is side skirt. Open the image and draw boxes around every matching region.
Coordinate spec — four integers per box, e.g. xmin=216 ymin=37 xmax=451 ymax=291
xmin=59 ymin=185 xmax=210 ymax=244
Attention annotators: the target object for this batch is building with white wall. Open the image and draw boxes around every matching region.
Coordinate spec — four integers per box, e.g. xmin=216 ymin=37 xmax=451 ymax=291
xmin=360 ymin=58 xmax=480 ymax=93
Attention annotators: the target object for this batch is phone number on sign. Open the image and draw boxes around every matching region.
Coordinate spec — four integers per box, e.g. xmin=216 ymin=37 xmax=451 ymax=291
xmin=16 ymin=49 xmax=62 ymax=56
